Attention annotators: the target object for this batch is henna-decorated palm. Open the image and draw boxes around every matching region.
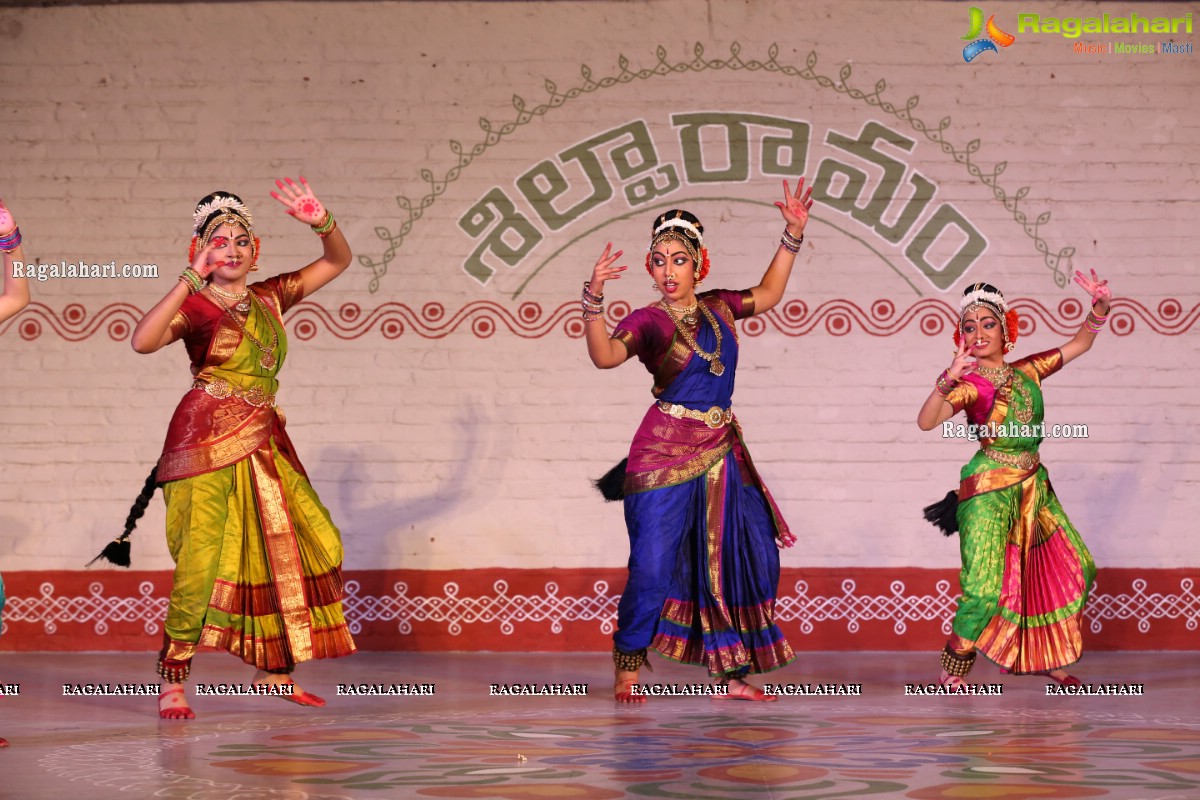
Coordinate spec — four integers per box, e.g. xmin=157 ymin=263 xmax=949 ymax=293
xmin=0 ymin=198 xmax=16 ymax=237
xmin=1073 ymin=268 xmax=1112 ymax=309
xmin=270 ymin=176 xmax=326 ymax=225
xmin=773 ymin=178 xmax=814 ymax=233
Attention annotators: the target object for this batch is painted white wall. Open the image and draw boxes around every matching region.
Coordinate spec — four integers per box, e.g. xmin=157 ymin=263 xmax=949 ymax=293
xmin=0 ymin=1 xmax=1195 ymax=572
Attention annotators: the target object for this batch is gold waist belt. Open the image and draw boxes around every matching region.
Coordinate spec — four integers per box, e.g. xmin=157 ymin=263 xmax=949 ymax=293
xmin=192 ymin=378 xmax=276 ymax=408
xmin=657 ymin=401 xmax=733 ymax=429
xmin=981 ymin=446 xmax=1039 ymax=470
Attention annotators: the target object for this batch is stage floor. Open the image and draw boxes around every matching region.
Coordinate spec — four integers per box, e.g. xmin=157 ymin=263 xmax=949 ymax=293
xmin=0 ymin=652 xmax=1196 ymax=799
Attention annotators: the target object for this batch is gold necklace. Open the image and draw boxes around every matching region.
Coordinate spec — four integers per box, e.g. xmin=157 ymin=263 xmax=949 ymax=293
xmin=660 ymin=299 xmax=724 ymax=376
xmin=208 ymin=282 xmax=251 ymax=313
xmin=661 ymin=299 xmax=699 ymax=325
xmin=1012 ymin=371 xmax=1034 ymax=424
xmin=210 ymin=291 xmax=279 ymax=369
xmin=976 ymin=364 xmax=1035 ymax=424
xmin=975 ymin=363 xmax=1011 ymax=389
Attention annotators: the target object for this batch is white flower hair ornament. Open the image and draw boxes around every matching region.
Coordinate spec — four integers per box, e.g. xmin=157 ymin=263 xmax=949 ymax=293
xmin=652 ymin=217 xmax=704 ymax=247
xmin=193 ymin=195 xmax=254 ymax=237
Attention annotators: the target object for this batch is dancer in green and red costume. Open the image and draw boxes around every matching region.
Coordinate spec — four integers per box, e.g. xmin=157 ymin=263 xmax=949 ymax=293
xmin=917 ymin=274 xmax=1113 ymax=690
xmin=123 ymin=178 xmax=357 ymax=719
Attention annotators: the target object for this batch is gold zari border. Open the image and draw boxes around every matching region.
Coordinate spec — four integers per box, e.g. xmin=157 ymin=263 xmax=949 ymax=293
xmin=249 ymin=446 xmax=315 ymax=663
xmin=624 ymin=441 xmax=732 ymax=495
xmin=157 ymin=405 xmax=276 ymax=482
xmin=958 ymin=465 xmax=1039 ymax=502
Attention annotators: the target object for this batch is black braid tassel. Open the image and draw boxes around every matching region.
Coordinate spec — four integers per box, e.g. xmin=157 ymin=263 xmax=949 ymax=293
xmin=923 ymin=489 xmax=960 ymax=536
xmin=593 ymin=458 xmax=628 ymax=502
xmin=89 ymin=466 xmax=159 ymax=567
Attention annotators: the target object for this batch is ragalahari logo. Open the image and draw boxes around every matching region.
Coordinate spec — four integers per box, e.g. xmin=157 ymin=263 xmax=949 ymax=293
xmin=962 ymin=7 xmax=1016 ymax=62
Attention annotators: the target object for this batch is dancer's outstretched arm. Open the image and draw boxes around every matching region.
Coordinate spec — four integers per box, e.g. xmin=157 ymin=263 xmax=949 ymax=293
xmin=747 ymin=178 xmax=813 ymax=315
xmin=0 ymin=198 xmax=31 ymax=323
xmin=583 ymin=243 xmax=630 ymax=369
xmin=1060 ymin=269 xmax=1113 ymax=366
xmin=269 ymin=176 xmax=352 ymax=298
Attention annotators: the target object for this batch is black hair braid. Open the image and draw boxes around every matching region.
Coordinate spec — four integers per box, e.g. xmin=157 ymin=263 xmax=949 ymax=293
xmin=88 ymin=465 xmax=159 ymax=567
xmin=123 ymin=465 xmax=159 ymax=537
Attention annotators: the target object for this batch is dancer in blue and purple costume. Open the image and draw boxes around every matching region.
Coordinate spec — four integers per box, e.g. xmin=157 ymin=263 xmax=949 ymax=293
xmin=582 ymin=180 xmax=812 ymax=702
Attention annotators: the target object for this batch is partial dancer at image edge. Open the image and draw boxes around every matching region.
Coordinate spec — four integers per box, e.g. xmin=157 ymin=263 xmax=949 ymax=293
xmin=118 ymin=178 xmax=357 ymax=718
xmin=585 ymin=180 xmax=812 ymax=703
xmin=0 ymin=195 xmax=32 ymax=747
xmin=917 ymin=274 xmax=1113 ymax=690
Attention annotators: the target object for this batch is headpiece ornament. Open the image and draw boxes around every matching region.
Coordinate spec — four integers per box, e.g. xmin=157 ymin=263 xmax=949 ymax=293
xmin=193 ymin=194 xmax=254 ymax=236
xmin=646 ymin=209 xmax=711 ymax=282
xmin=189 ymin=191 xmax=260 ymax=266
xmin=955 ymin=281 xmax=1019 ymax=352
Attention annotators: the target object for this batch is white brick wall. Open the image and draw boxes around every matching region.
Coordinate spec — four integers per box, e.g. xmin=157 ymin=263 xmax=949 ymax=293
xmin=0 ymin=1 xmax=1196 ymax=572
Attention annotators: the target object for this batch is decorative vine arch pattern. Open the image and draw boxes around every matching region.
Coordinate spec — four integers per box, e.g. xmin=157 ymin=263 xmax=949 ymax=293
xmin=360 ymin=43 xmax=1076 ymax=294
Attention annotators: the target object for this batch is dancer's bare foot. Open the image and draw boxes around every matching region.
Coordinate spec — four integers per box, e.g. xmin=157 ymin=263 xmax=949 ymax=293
xmin=253 ymin=670 xmax=326 ymax=707
xmin=714 ymin=677 xmax=779 ymax=702
xmin=614 ymin=669 xmax=645 ymax=704
xmin=1000 ymin=665 xmax=1081 ymax=686
xmin=1045 ymin=668 xmax=1082 ymax=687
xmin=938 ymin=669 xmax=969 ymax=692
xmin=158 ymin=684 xmax=195 ymax=719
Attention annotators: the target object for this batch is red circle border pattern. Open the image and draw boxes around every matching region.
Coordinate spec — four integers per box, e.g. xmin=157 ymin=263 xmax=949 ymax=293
xmin=1 ymin=298 xmax=1194 ymax=341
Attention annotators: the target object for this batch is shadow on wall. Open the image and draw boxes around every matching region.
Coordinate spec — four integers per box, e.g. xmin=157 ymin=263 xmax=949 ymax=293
xmin=0 ymin=511 xmax=37 ymax=573
xmin=317 ymin=402 xmax=483 ymax=549
xmin=0 ymin=514 xmax=23 ymax=559
xmin=1104 ymin=414 xmax=1173 ymax=554
xmin=1047 ymin=409 xmax=1170 ymax=565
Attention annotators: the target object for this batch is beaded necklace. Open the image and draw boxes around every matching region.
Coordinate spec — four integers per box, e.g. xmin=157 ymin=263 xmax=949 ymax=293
xmin=975 ymin=364 xmax=1034 ymax=424
xmin=660 ymin=299 xmax=724 ymax=376
xmin=207 ymin=282 xmax=251 ymax=313
xmin=209 ymin=290 xmax=279 ymax=369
